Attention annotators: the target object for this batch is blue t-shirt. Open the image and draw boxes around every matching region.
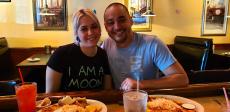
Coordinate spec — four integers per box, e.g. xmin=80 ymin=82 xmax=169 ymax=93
xmin=102 ymin=33 xmax=176 ymax=89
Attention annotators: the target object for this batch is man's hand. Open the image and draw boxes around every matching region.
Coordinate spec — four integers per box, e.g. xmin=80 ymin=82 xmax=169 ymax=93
xmin=120 ymin=78 xmax=143 ymax=91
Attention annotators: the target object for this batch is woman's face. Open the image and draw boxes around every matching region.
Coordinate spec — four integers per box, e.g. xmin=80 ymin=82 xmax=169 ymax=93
xmin=77 ymin=16 xmax=101 ymax=47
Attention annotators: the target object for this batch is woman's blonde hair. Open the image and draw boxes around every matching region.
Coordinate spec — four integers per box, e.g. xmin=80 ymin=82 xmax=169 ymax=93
xmin=72 ymin=9 xmax=101 ymax=41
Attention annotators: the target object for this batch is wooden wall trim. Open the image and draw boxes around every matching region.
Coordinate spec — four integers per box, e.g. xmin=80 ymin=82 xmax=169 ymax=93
xmin=214 ymin=44 xmax=230 ymax=50
xmin=8 ymin=44 xmax=230 ymax=67
xmin=9 ymin=47 xmax=45 ymax=65
xmin=168 ymin=44 xmax=230 ymax=51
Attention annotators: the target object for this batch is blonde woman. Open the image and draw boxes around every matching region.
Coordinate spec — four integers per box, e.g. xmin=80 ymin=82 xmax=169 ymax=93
xmin=46 ymin=9 xmax=111 ymax=93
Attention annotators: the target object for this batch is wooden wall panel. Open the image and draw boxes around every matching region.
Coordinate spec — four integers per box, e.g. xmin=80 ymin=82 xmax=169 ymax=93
xmin=8 ymin=44 xmax=230 ymax=68
xmin=214 ymin=44 xmax=230 ymax=50
xmin=9 ymin=48 xmax=45 ymax=66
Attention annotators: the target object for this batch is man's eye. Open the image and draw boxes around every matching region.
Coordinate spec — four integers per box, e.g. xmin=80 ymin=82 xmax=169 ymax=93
xmin=118 ymin=18 xmax=126 ymax=23
xmin=106 ymin=21 xmax=114 ymax=25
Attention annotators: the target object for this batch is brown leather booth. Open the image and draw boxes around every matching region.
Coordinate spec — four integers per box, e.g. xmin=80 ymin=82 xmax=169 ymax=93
xmin=0 ymin=37 xmax=19 ymax=95
xmin=189 ymin=69 xmax=230 ymax=84
xmin=0 ymin=37 xmax=18 ymax=80
xmin=172 ymin=36 xmax=213 ymax=73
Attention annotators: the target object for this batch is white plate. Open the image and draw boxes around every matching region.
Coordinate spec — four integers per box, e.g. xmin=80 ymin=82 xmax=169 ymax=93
xmin=149 ymin=95 xmax=204 ymax=112
xmin=37 ymin=99 xmax=107 ymax=112
xmin=27 ymin=58 xmax=40 ymax=62
xmin=36 ymin=99 xmax=52 ymax=109
xmin=87 ymin=99 xmax=107 ymax=112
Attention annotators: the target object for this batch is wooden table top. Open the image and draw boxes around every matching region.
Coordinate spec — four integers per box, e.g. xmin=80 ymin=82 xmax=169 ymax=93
xmin=107 ymin=95 xmax=226 ymax=112
xmin=214 ymin=49 xmax=230 ymax=57
xmin=1 ymin=82 xmax=230 ymax=112
xmin=16 ymin=53 xmax=51 ymax=67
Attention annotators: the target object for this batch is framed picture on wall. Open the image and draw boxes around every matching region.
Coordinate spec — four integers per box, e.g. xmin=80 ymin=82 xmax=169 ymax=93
xmin=124 ymin=0 xmax=152 ymax=32
xmin=201 ymin=0 xmax=228 ymax=36
xmin=32 ymin=0 xmax=67 ymax=30
xmin=0 ymin=0 xmax=11 ymax=2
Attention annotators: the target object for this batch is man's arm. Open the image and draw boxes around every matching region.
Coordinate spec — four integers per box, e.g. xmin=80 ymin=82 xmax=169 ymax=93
xmin=140 ymin=61 xmax=189 ymax=89
xmin=46 ymin=66 xmax=62 ymax=93
xmin=120 ymin=61 xmax=189 ymax=90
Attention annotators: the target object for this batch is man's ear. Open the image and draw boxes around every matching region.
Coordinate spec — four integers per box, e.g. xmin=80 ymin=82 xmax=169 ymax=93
xmin=104 ymin=23 xmax=108 ymax=31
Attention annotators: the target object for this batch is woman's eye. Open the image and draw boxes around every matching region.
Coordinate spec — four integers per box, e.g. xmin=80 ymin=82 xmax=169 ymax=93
xmin=80 ymin=27 xmax=87 ymax=31
xmin=91 ymin=25 xmax=99 ymax=29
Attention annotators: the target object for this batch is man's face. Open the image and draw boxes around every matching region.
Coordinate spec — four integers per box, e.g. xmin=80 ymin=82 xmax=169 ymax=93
xmin=104 ymin=5 xmax=133 ymax=44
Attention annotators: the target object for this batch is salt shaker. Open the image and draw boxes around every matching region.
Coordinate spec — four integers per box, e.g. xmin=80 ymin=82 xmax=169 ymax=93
xmin=44 ymin=45 xmax=51 ymax=54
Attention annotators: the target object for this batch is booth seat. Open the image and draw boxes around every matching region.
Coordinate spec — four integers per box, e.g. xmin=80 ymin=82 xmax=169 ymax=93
xmin=172 ymin=36 xmax=213 ymax=74
xmin=0 ymin=37 xmax=20 ymax=95
xmin=0 ymin=37 xmax=18 ymax=80
xmin=189 ymin=69 xmax=230 ymax=84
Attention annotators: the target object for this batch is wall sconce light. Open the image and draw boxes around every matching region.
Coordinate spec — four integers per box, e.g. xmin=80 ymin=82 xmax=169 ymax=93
xmin=142 ymin=0 xmax=156 ymax=17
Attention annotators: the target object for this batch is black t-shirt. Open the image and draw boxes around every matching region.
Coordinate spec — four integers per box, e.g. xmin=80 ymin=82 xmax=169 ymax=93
xmin=47 ymin=43 xmax=110 ymax=91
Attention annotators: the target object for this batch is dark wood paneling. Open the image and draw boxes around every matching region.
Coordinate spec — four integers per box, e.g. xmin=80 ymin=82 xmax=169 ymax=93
xmin=169 ymin=44 xmax=230 ymax=51
xmin=214 ymin=44 xmax=230 ymax=50
xmin=8 ymin=48 xmax=48 ymax=93
xmin=9 ymin=47 xmax=46 ymax=66
xmin=8 ymin=44 xmax=230 ymax=67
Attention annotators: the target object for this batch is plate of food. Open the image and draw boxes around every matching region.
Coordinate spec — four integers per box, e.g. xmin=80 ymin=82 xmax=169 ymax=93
xmin=147 ymin=95 xmax=204 ymax=112
xmin=37 ymin=96 xmax=107 ymax=112
xmin=36 ymin=97 xmax=52 ymax=109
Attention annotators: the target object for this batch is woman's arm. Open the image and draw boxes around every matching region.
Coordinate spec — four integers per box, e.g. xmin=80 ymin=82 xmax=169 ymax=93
xmin=46 ymin=66 xmax=62 ymax=93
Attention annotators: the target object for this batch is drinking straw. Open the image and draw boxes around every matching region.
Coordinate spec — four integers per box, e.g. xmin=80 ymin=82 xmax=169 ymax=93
xmin=18 ymin=68 xmax=24 ymax=84
xmin=223 ymin=87 xmax=230 ymax=108
xmin=137 ymin=76 xmax=139 ymax=91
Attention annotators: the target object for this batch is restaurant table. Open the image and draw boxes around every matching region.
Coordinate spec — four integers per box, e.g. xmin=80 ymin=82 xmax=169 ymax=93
xmin=16 ymin=53 xmax=51 ymax=93
xmin=0 ymin=82 xmax=230 ymax=112
xmin=214 ymin=50 xmax=230 ymax=58
xmin=107 ymin=96 xmax=226 ymax=112
xmin=16 ymin=53 xmax=51 ymax=68
xmin=212 ymin=49 xmax=230 ymax=69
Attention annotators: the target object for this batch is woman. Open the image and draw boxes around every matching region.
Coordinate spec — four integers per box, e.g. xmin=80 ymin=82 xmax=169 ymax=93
xmin=46 ymin=9 xmax=111 ymax=93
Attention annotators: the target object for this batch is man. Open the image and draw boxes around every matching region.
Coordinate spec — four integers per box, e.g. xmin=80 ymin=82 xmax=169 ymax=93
xmin=102 ymin=2 xmax=189 ymax=90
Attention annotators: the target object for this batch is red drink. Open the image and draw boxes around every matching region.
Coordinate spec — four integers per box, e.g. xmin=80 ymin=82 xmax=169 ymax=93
xmin=15 ymin=82 xmax=37 ymax=112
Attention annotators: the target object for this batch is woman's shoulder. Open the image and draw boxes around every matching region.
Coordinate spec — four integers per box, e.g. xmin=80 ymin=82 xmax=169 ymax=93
xmin=59 ymin=43 xmax=78 ymax=49
xmin=56 ymin=43 xmax=79 ymax=51
xmin=97 ymin=46 xmax=106 ymax=52
xmin=96 ymin=46 xmax=107 ymax=56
